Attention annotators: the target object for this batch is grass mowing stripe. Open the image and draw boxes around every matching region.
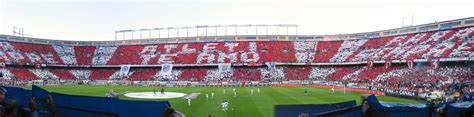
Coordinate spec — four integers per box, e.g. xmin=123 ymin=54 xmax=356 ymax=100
xmin=266 ymin=87 xmax=304 ymax=104
xmin=273 ymin=87 xmax=309 ymax=104
xmin=233 ymin=87 xmax=262 ymax=117
xmin=309 ymin=88 xmax=355 ymax=104
xmin=249 ymin=87 xmax=280 ymax=117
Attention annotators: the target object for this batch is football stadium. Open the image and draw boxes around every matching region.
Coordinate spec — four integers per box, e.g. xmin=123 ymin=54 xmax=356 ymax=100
xmin=0 ymin=0 xmax=473 ymax=117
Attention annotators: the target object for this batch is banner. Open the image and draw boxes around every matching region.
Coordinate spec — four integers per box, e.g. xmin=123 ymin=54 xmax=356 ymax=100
xmin=159 ymin=64 xmax=173 ymax=76
xmin=367 ymin=59 xmax=374 ymax=69
xmin=119 ymin=65 xmax=131 ymax=77
xmin=218 ymin=63 xmax=232 ymax=72
xmin=407 ymin=59 xmax=414 ymax=69
xmin=430 ymin=58 xmax=440 ymax=69
xmin=384 ymin=58 xmax=392 ymax=69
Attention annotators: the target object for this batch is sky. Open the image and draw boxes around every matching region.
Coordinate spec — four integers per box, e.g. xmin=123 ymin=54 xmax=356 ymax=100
xmin=0 ymin=0 xmax=473 ymax=41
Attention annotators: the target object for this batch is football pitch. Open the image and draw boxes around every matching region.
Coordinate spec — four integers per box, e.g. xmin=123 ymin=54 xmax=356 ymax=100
xmin=33 ymin=85 xmax=422 ymax=117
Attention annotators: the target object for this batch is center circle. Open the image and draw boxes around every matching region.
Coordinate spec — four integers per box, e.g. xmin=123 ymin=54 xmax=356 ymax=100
xmin=124 ymin=92 xmax=187 ymax=99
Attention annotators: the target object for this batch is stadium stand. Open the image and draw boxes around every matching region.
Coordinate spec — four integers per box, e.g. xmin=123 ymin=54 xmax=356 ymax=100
xmin=0 ymin=19 xmax=473 ymax=117
xmin=0 ymin=27 xmax=472 ymax=66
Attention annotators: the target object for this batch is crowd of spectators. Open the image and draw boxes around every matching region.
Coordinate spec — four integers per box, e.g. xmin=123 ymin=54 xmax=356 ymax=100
xmin=92 ymin=46 xmax=118 ymax=65
xmin=308 ymin=67 xmax=336 ymax=80
xmin=52 ymin=45 xmax=77 ymax=65
xmin=330 ymin=39 xmax=368 ymax=62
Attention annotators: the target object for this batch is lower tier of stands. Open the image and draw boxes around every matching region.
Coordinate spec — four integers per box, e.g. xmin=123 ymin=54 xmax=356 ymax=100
xmin=1 ymin=63 xmax=472 ymax=93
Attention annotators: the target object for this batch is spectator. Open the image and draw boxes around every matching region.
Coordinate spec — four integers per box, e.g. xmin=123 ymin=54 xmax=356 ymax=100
xmin=46 ymin=95 xmax=59 ymax=117
xmin=362 ymin=100 xmax=373 ymax=117
xmin=0 ymin=87 xmax=6 ymax=116
xmin=162 ymin=106 xmax=176 ymax=117
xmin=28 ymin=97 xmax=39 ymax=117
xmin=4 ymin=99 xmax=21 ymax=117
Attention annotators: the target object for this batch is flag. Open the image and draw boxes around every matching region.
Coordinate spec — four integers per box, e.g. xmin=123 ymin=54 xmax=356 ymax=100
xmin=407 ymin=59 xmax=414 ymax=69
xmin=430 ymin=58 xmax=440 ymax=69
xmin=119 ymin=65 xmax=131 ymax=77
xmin=367 ymin=59 xmax=374 ymax=69
xmin=384 ymin=58 xmax=392 ymax=69
xmin=218 ymin=63 xmax=232 ymax=72
xmin=160 ymin=64 xmax=173 ymax=76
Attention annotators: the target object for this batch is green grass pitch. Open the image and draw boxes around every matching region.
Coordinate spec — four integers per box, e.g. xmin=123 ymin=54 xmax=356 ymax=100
xmin=32 ymin=85 xmax=421 ymax=117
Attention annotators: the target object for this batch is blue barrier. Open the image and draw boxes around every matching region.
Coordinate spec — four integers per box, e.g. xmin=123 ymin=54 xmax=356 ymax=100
xmin=313 ymin=105 xmax=363 ymax=117
xmin=447 ymin=101 xmax=473 ymax=117
xmin=3 ymin=86 xmax=32 ymax=108
xmin=274 ymin=100 xmax=356 ymax=117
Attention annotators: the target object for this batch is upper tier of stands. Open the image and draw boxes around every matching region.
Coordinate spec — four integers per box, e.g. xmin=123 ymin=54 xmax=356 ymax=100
xmin=2 ymin=17 xmax=473 ymax=45
xmin=2 ymin=64 xmax=471 ymax=93
xmin=0 ymin=27 xmax=473 ymax=66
